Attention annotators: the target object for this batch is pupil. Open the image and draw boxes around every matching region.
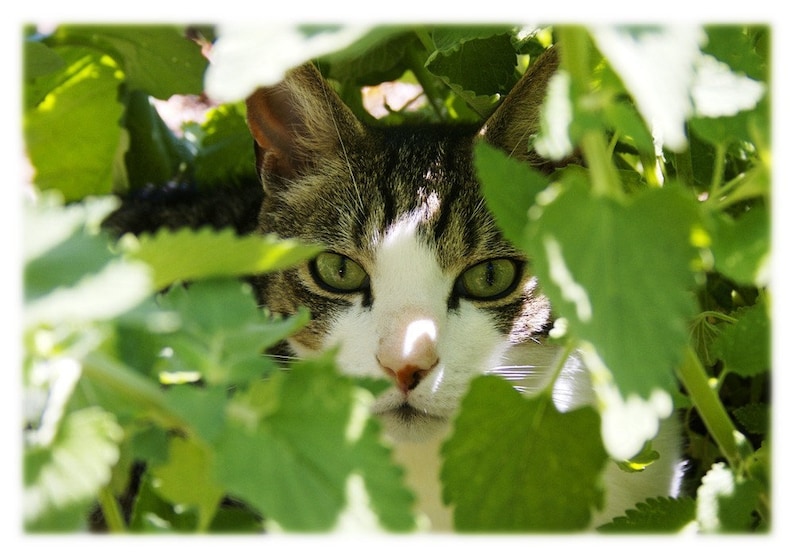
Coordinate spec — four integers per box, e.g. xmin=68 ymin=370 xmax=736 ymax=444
xmin=485 ymin=261 xmax=495 ymax=286
xmin=337 ymin=257 xmax=347 ymax=279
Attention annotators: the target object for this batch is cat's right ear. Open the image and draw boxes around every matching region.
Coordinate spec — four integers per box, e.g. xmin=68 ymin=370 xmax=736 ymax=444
xmin=245 ymin=63 xmax=364 ymax=182
xmin=479 ymin=46 xmax=568 ymax=171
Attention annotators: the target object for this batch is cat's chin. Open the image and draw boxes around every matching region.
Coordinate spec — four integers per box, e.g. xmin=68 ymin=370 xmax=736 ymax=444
xmin=376 ymin=404 xmax=449 ymax=443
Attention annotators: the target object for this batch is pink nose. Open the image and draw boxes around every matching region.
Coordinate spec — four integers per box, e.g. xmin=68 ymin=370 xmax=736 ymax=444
xmin=377 ymin=319 xmax=439 ymax=394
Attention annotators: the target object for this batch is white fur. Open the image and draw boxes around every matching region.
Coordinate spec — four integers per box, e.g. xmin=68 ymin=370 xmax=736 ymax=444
xmin=291 ymin=221 xmax=683 ymax=531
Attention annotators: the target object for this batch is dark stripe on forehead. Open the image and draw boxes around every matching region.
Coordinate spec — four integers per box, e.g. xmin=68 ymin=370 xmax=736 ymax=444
xmin=432 ymin=169 xmax=463 ymax=246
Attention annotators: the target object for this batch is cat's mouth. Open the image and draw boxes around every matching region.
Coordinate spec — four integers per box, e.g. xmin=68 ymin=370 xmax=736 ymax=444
xmin=374 ymin=402 xmax=449 ymax=442
xmin=389 ymin=403 xmax=444 ymax=422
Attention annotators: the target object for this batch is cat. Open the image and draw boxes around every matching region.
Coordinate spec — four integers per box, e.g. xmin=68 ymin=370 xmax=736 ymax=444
xmin=242 ymin=46 xmax=685 ymax=531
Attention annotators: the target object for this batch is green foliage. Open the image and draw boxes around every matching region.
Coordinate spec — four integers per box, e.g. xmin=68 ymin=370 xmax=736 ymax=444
xmin=22 ymin=23 xmax=771 ymax=534
xmin=442 ymin=376 xmax=606 ymax=531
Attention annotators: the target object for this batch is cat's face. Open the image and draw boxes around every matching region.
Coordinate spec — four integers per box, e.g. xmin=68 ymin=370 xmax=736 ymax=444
xmin=245 ymin=50 xmax=561 ymax=441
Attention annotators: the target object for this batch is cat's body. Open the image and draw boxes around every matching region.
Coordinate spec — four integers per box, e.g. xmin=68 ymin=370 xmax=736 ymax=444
xmin=243 ymin=46 xmax=684 ymax=530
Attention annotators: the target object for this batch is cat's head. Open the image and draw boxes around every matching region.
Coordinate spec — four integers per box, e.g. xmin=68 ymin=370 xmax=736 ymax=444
xmin=245 ymin=48 xmax=561 ymax=442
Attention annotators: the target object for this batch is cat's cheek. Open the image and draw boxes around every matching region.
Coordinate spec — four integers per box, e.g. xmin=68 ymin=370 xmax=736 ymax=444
xmin=320 ymin=306 xmax=382 ymax=377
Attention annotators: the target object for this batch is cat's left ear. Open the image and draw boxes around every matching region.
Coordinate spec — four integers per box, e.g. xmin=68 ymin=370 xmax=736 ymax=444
xmin=478 ymin=46 xmax=562 ymax=169
xmin=245 ymin=63 xmax=364 ymax=182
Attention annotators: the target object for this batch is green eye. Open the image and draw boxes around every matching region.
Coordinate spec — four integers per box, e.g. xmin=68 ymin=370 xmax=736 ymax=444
xmin=456 ymin=259 xmax=521 ymax=300
xmin=311 ymin=252 xmax=369 ymax=293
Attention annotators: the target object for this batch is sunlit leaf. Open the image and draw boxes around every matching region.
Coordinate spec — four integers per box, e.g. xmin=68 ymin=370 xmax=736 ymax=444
xmin=24 ymin=46 xmax=126 ymax=200
xmin=24 ymin=407 xmax=124 ymax=531
xmin=51 ymin=25 xmax=207 ymax=98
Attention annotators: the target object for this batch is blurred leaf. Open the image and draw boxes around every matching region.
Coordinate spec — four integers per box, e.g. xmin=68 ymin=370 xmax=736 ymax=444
xmin=732 ymin=403 xmax=769 ymax=435
xmin=126 ymin=227 xmax=321 ymax=290
xmin=25 ymin=407 xmax=124 ymax=531
xmin=592 ymin=25 xmax=705 ymax=151
xmin=129 ymin=471 xmax=200 ymax=532
xmin=205 ymin=24 xmax=370 ymax=101
xmin=703 ymin=26 xmax=767 ymax=81
xmin=153 ymin=280 xmax=308 ymax=386
xmin=150 ymin=437 xmax=225 ymax=531
xmin=24 ymin=39 xmax=65 ymax=82
xmin=24 ymin=197 xmax=152 ymax=327
xmin=442 ymin=376 xmax=606 ymax=531
xmin=697 ymin=462 xmax=761 ymax=532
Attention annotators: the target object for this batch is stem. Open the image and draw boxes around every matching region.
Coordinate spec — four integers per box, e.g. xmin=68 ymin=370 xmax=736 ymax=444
xmin=82 ymin=352 xmax=190 ymax=435
xmin=409 ymin=29 xmax=445 ymax=120
xmin=557 ymin=26 xmax=624 ymax=201
xmin=540 ymin=337 xmax=578 ymax=400
xmin=97 ymin=485 xmax=126 ymax=533
xmin=676 ymin=345 xmax=743 ymax=472
xmin=674 ymin=148 xmax=695 ymax=190
xmin=709 ymin=142 xmax=727 ymax=198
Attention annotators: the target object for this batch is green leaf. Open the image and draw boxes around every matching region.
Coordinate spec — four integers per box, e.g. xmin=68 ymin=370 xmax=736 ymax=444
xmin=51 ymin=25 xmax=207 ymax=98
xmin=25 ymin=407 xmax=124 ymax=531
xmin=129 ymin=471 xmax=200 ymax=532
xmin=155 ymin=280 xmax=309 ymax=386
xmin=703 ymin=26 xmax=767 ymax=81
xmin=710 ymin=301 xmax=770 ymax=377
xmin=597 ymin=496 xmax=696 ymax=533
xmin=442 ymin=376 xmax=607 ymax=531
xmin=319 ymin=26 xmax=421 ymax=85
xmin=429 ymin=26 xmax=517 ymax=56
xmin=123 ymin=90 xmax=193 ymax=190
xmin=214 ymin=355 xmax=414 ymax=531
xmin=150 ymin=437 xmax=225 ymax=531
xmin=709 ymin=204 xmax=770 ymax=287
xmin=192 ymin=103 xmax=258 ymax=187
xmin=164 ymin=385 xmax=228 ymax=443
xmin=525 ymin=179 xmax=699 ymax=399
xmin=24 ymin=196 xmax=152 ymax=328
xmin=474 ymin=142 xmax=549 ymax=248
xmin=24 ymin=46 xmax=126 ymax=201
xmin=24 ymin=39 xmax=65 ymax=82
xmin=349 ymin=415 xmax=417 ymax=532
xmin=732 ymin=403 xmax=769 ymax=435
xmin=126 ymin=227 xmax=321 ymax=290
xmin=426 ymin=33 xmax=517 ymax=115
